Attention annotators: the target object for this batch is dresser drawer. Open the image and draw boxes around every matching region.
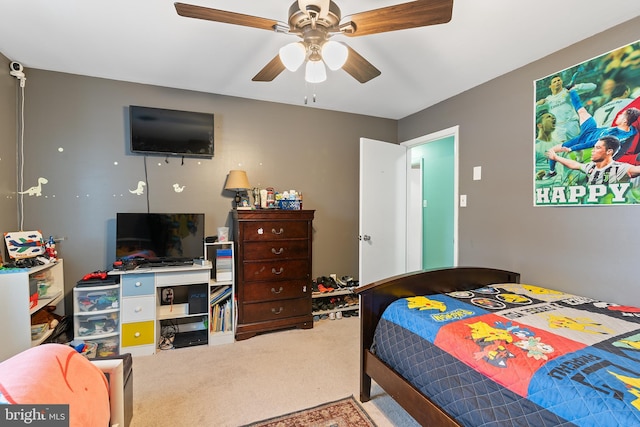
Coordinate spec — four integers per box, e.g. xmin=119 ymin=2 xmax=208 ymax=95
xmin=240 ymin=221 xmax=308 ymax=241
xmin=121 ymin=274 xmax=155 ymax=296
xmin=121 ymin=321 xmax=155 ymax=347
xmin=121 ymin=296 xmax=155 ymax=322
xmin=242 ymin=298 xmax=311 ymax=323
xmin=243 ymin=280 xmax=309 ymax=302
xmin=243 ymin=240 xmax=308 ymax=261
xmin=243 ymin=259 xmax=309 ymax=282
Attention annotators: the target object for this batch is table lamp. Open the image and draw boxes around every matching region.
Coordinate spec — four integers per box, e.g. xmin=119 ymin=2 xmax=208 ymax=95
xmin=224 ymin=170 xmax=251 ymax=209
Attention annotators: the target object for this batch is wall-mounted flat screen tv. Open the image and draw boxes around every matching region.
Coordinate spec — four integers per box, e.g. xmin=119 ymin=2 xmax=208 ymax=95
xmin=116 ymin=213 xmax=205 ymax=262
xmin=129 ymin=105 xmax=214 ymax=158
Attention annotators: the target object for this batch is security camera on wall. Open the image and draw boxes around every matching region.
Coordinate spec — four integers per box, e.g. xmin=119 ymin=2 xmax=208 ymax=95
xmin=9 ymin=61 xmax=26 ymax=86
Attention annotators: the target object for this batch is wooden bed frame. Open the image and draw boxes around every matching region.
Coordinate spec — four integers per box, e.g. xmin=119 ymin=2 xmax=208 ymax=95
xmin=354 ymin=267 xmax=521 ymax=426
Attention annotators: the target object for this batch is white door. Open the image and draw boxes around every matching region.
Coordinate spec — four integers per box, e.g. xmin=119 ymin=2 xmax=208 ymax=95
xmin=359 ymin=138 xmax=407 ymax=286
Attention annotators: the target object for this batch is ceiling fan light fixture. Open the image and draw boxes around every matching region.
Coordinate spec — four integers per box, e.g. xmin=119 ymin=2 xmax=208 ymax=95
xmin=305 ymin=59 xmax=327 ymax=83
xmin=279 ymin=42 xmax=306 ymax=72
xmin=321 ymin=40 xmax=348 ymax=71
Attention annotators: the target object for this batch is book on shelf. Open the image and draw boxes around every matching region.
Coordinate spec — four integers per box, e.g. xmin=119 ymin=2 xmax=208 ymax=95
xmin=215 ymin=249 xmax=232 ymax=281
xmin=210 ymin=285 xmax=231 ymax=305
xmin=210 ymin=287 xmax=232 ymax=333
xmin=210 ymin=299 xmax=231 ymax=333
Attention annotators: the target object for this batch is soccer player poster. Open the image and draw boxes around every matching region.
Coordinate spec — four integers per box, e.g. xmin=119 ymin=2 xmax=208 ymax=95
xmin=534 ymin=39 xmax=640 ymax=206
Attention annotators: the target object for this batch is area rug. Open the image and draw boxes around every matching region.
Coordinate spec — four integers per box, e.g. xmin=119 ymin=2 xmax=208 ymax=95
xmin=241 ymin=396 xmax=377 ymax=427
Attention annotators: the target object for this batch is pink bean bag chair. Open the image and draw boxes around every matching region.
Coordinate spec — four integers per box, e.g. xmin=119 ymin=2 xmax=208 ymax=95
xmin=0 ymin=343 xmax=110 ymax=427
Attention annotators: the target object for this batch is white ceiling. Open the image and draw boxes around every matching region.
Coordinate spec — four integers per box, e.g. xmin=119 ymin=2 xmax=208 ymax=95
xmin=2 ymin=0 xmax=640 ymax=119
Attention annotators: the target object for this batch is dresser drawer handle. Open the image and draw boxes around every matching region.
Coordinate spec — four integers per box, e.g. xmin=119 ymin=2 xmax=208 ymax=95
xmin=271 ymin=228 xmax=284 ymax=235
xmin=271 ymin=307 xmax=284 ymax=315
xmin=134 ymin=306 xmax=142 ymax=313
xmin=135 ymin=282 xmax=142 ymax=287
xmin=272 ymin=247 xmax=284 ymax=255
xmin=134 ymin=332 xmax=141 ymax=338
xmin=272 ymin=267 xmax=284 ymax=275
xmin=271 ymin=286 xmax=284 ymax=294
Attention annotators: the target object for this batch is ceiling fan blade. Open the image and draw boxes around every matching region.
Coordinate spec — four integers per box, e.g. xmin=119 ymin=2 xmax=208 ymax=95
xmin=175 ymin=2 xmax=279 ymax=31
xmin=343 ymin=0 xmax=453 ymax=37
xmin=342 ymin=45 xmax=381 ymax=83
xmin=252 ymin=55 xmax=286 ymax=82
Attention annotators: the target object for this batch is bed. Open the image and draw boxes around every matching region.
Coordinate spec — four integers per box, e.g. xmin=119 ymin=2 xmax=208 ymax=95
xmin=354 ymin=267 xmax=640 ymax=426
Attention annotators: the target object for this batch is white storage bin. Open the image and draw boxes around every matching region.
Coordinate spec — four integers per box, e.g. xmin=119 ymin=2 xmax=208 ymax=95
xmin=75 ymin=311 xmax=120 ymax=338
xmin=74 ymin=284 xmax=120 ymax=312
xmin=84 ymin=335 xmax=120 ymax=358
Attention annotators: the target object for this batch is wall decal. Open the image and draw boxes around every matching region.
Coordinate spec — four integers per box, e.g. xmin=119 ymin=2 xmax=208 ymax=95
xmin=129 ymin=181 xmax=146 ymax=195
xmin=534 ymin=39 xmax=640 ymax=206
xmin=173 ymin=183 xmax=185 ymax=193
xmin=18 ymin=177 xmax=48 ymax=196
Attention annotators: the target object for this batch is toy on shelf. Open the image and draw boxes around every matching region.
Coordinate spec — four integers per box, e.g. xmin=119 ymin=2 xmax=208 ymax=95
xmin=45 ymin=236 xmax=58 ymax=261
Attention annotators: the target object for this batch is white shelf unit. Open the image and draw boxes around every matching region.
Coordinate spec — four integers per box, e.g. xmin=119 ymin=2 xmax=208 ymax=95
xmin=73 ymin=282 xmax=120 ymax=358
xmin=155 ymin=269 xmax=211 ymax=350
xmin=204 ymin=241 xmax=235 ymax=346
xmin=111 ymin=258 xmax=234 ymax=355
xmin=312 ymin=287 xmax=359 ymax=318
xmin=0 ymin=259 xmax=65 ymax=361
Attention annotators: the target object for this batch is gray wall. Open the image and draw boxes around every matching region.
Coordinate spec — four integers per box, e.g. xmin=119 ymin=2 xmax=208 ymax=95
xmin=7 ymin=70 xmax=396 ymax=313
xmin=0 ymin=54 xmax=18 ymax=259
xmin=399 ymin=16 xmax=640 ymax=307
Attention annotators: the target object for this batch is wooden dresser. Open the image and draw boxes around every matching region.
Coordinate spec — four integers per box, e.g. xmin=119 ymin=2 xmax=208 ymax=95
xmin=233 ymin=209 xmax=315 ymax=340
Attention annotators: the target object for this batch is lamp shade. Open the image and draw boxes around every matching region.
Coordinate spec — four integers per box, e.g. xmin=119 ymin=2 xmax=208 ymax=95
xmin=225 ymin=170 xmax=251 ymax=191
xmin=305 ymin=59 xmax=327 ymax=83
xmin=322 ymin=41 xmax=348 ymax=70
xmin=279 ymin=42 xmax=306 ymax=72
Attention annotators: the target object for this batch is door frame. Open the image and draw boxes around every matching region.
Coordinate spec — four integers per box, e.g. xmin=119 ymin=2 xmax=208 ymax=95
xmin=401 ymin=125 xmax=459 ymax=268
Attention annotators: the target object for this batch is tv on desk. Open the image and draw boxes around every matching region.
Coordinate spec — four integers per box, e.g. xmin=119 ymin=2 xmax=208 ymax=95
xmin=115 ymin=213 xmax=205 ymax=262
xmin=129 ymin=105 xmax=214 ymax=158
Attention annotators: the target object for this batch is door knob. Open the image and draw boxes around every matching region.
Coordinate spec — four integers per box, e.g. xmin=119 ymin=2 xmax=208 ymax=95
xmin=362 ymin=235 xmax=371 ymax=241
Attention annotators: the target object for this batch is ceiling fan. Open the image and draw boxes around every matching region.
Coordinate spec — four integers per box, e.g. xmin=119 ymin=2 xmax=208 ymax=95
xmin=175 ymin=0 xmax=453 ymax=84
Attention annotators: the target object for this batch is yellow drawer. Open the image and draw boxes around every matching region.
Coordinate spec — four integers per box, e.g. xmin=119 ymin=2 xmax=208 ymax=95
xmin=121 ymin=321 xmax=155 ymax=347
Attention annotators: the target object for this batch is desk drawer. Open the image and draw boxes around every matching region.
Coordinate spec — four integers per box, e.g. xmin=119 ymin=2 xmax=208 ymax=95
xmin=121 ymin=296 xmax=155 ymax=322
xmin=241 ymin=221 xmax=308 ymax=241
xmin=243 ymin=240 xmax=308 ymax=261
xmin=242 ymin=298 xmax=311 ymax=323
xmin=121 ymin=321 xmax=155 ymax=347
xmin=243 ymin=260 xmax=309 ymax=282
xmin=121 ymin=274 xmax=154 ymax=296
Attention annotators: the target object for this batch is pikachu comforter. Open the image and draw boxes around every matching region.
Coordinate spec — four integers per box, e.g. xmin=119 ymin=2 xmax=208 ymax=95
xmin=372 ymin=283 xmax=640 ymax=426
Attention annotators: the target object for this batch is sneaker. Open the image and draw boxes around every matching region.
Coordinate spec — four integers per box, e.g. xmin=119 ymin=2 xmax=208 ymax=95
xmin=318 ymin=284 xmax=334 ymax=293
xmin=542 ymin=171 xmax=557 ymax=180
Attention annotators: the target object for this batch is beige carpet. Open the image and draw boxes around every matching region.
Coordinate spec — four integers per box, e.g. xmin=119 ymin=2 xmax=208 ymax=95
xmin=129 ymin=316 xmax=420 ymax=427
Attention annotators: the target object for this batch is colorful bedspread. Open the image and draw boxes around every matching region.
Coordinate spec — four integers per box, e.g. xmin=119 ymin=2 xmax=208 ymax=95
xmin=372 ymin=283 xmax=640 ymax=427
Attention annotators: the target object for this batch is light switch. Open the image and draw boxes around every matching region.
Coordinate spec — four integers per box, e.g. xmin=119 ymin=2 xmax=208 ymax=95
xmin=460 ymin=195 xmax=467 ymax=207
xmin=473 ymin=166 xmax=482 ymax=181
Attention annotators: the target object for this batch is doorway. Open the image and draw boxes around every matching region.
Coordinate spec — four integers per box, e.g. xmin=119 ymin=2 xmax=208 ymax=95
xmin=403 ymin=126 xmax=459 ymax=271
